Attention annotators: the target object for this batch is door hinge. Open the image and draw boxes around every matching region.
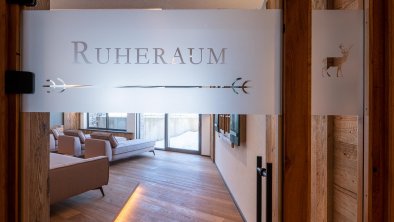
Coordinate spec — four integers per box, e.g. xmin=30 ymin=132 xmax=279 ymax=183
xmin=6 ymin=0 xmax=36 ymax=6
xmin=5 ymin=70 xmax=35 ymax=94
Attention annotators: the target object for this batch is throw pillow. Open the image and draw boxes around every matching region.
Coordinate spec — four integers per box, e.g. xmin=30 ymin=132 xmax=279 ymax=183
xmin=90 ymin=132 xmax=118 ymax=148
xmin=63 ymin=129 xmax=86 ymax=144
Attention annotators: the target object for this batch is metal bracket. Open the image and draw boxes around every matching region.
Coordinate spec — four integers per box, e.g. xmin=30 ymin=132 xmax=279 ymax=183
xmin=5 ymin=70 xmax=35 ymax=94
xmin=6 ymin=0 xmax=37 ymax=6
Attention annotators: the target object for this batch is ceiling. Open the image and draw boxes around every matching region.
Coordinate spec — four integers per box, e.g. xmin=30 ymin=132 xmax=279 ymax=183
xmin=50 ymin=0 xmax=265 ymax=9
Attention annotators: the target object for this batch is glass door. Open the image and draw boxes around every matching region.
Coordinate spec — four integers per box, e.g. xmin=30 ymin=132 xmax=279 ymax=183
xmin=138 ymin=113 xmax=201 ymax=154
xmin=166 ymin=113 xmax=200 ymax=154
xmin=138 ymin=113 xmax=165 ymax=149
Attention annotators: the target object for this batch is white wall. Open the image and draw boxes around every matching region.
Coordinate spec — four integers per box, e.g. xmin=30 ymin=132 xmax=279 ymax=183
xmin=201 ymin=114 xmax=211 ymax=156
xmin=215 ymin=115 xmax=266 ymax=222
xmin=49 ymin=112 xmax=63 ymax=128
xmin=80 ymin=113 xmax=87 ymax=129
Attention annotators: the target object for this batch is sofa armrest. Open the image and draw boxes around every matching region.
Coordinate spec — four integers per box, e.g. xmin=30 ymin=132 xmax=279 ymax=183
xmin=49 ymin=156 xmax=109 ymax=204
xmin=85 ymin=138 xmax=112 ymax=161
xmin=58 ymin=135 xmax=82 ymax=157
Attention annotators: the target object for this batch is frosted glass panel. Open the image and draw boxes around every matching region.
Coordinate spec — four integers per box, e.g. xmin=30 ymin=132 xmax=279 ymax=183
xmin=312 ymin=10 xmax=363 ymax=115
xmin=22 ymin=10 xmax=281 ymax=114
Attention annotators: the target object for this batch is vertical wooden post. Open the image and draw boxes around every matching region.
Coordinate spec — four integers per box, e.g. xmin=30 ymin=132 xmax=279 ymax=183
xmin=387 ymin=0 xmax=394 ymax=221
xmin=0 ymin=1 xmax=21 ymax=221
xmin=368 ymin=0 xmax=389 ymax=221
xmin=22 ymin=113 xmax=50 ymax=222
xmin=283 ymin=0 xmax=311 ymax=221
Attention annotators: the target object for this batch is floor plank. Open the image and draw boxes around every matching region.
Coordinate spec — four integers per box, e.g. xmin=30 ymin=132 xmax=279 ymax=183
xmin=51 ymin=150 xmax=243 ymax=222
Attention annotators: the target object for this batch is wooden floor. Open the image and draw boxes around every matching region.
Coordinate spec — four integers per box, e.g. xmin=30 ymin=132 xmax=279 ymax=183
xmin=51 ymin=150 xmax=243 ymax=222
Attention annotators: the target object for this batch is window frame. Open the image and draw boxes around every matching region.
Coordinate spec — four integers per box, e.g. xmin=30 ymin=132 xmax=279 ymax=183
xmin=87 ymin=113 xmax=127 ymax=131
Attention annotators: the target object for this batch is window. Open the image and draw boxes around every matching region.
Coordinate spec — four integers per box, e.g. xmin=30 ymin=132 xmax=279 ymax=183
xmin=214 ymin=114 xmax=244 ymax=146
xmin=87 ymin=113 xmax=127 ymax=131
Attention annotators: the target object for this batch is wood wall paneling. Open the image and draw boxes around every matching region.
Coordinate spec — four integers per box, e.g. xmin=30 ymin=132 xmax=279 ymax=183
xmin=266 ymin=115 xmax=281 ymax=222
xmin=283 ymin=0 xmax=311 ymax=221
xmin=22 ymin=113 xmax=50 ymax=222
xmin=63 ymin=112 xmax=81 ymax=130
xmin=266 ymin=0 xmax=282 ymax=10
xmin=311 ymin=116 xmax=334 ymax=222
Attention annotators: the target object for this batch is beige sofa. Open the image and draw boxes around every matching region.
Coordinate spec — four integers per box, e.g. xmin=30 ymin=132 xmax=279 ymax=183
xmin=50 ymin=153 xmax=109 ymax=204
xmin=85 ymin=138 xmax=156 ymax=162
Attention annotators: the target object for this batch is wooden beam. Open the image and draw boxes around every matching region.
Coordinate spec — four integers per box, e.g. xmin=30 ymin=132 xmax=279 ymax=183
xmin=283 ymin=0 xmax=311 ymax=221
xmin=0 ymin=1 xmax=9 ymax=221
xmin=7 ymin=3 xmax=21 ymax=222
xmin=22 ymin=113 xmax=50 ymax=222
xmin=369 ymin=0 xmax=388 ymax=221
xmin=388 ymin=0 xmax=394 ymax=220
xmin=0 ymin=1 xmax=21 ymax=221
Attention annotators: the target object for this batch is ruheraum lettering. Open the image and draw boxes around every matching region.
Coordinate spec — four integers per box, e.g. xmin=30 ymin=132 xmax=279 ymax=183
xmin=72 ymin=41 xmax=227 ymax=65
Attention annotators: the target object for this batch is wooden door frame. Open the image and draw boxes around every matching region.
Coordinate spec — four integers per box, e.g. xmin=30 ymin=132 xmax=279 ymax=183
xmin=282 ymin=0 xmax=311 ymax=221
xmin=367 ymin=0 xmax=394 ymax=221
xmin=0 ymin=1 xmax=21 ymax=222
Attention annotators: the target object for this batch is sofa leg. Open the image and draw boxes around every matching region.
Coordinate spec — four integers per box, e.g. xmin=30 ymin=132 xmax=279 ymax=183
xmin=96 ymin=187 xmax=105 ymax=196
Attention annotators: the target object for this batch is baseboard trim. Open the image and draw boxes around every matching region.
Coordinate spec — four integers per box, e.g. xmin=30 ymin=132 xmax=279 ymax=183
xmin=215 ymin=163 xmax=247 ymax=222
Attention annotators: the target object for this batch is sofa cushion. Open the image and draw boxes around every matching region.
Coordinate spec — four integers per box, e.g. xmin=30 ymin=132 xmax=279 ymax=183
xmin=112 ymin=139 xmax=155 ymax=155
xmin=90 ymin=132 xmax=118 ymax=148
xmin=50 ymin=153 xmax=85 ymax=169
xmin=51 ymin=128 xmax=60 ymax=140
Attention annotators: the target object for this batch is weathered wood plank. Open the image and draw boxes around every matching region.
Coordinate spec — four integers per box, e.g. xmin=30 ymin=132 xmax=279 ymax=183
xmin=267 ymin=0 xmax=282 ymax=9
xmin=64 ymin=112 xmax=81 ymax=130
xmin=266 ymin=115 xmax=281 ymax=222
xmin=311 ymin=115 xmax=334 ymax=222
xmin=22 ymin=113 xmax=50 ymax=222
xmin=333 ymin=141 xmax=358 ymax=193
xmin=333 ymin=116 xmax=358 ymax=146
xmin=333 ymin=185 xmax=357 ymax=221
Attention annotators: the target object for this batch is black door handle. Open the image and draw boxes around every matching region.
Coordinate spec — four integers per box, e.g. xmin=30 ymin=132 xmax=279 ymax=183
xmin=257 ymin=156 xmax=272 ymax=222
xmin=257 ymin=167 xmax=267 ymax=177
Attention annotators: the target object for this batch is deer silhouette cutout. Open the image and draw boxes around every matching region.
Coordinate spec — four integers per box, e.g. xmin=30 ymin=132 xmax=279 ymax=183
xmin=322 ymin=44 xmax=352 ymax=77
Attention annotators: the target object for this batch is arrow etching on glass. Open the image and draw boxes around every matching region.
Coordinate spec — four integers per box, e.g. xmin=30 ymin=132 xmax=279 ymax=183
xmin=42 ymin=77 xmax=251 ymax=95
xmin=42 ymin=78 xmax=92 ymax=93
xmin=116 ymin=77 xmax=251 ymax=95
